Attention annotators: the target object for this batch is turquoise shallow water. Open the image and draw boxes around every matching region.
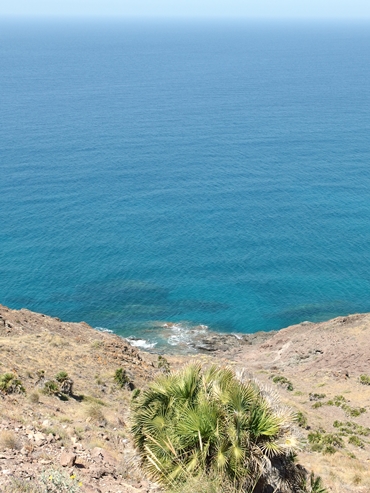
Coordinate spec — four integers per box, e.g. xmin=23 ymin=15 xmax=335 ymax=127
xmin=1 ymin=20 xmax=370 ymax=349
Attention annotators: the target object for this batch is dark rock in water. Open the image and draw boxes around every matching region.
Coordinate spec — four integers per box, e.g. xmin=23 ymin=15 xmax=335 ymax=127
xmin=188 ymin=330 xmax=277 ymax=353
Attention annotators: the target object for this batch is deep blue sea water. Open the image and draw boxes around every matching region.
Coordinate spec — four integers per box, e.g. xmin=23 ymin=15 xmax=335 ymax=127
xmin=1 ymin=19 xmax=370 ymax=350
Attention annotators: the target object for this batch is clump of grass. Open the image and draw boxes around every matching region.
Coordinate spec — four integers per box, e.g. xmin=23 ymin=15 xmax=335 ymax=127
xmin=301 ymin=472 xmax=329 ymax=493
xmin=158 ymin=355 xmax=170 ymax=374
xmin=0 ymin=430 xmax=20 ymax=450
xmin=296 ymin=411 xmax=308 ymax=428
xmin=81 ymin=395 xmax=106 ymax=406
xmin=343 ymin=405 xmax=366 ymax=418
xmin=271 ymin=374 xmax=294 ymax=391
xmin=312 ymin=402 xmax=323 ymax=409
xmin=114 ymin=368 xmax=130 ymax=388
xmin=359 ymin=374 xmax=370 ymax=385
xmin=308 ymin=430 xmax=344 ymax=455
xmin=55 ymin=371 xmax=68 ymax=383
xmin=42 ymin=380 xmax=59 ymax=396
xmin=132 ymin=388 xmax=141 ymax=400
xmin=0 ymin=373 xmax=25 ymax=395
xmin=3 ymin=478 xmax=39 ymax=492
xmin=348 ymin=435 xmax=365 ymax=448
xmin=315 ymin=395 xmax=367 ymax=417
xmin=28 ymin=391 xmax=40 ymax=404
xmin=309 ymin=393 xmax=326 ymax=401
xmin=91 ymin=340 xmax=103 ymax=349
xmin=85 ymin=404 xmax=105 ymax=423
xmin=326 ymin=395 xmax=346 ymax=407
xmin=333 ymin=420 xmax=370 ymax=436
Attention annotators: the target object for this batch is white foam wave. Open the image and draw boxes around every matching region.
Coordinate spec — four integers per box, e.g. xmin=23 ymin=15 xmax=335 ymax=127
xmin=95 ymin=326 xmax=113 ymax=333
xmin=126 ymin=337 xmax=157 ymax=349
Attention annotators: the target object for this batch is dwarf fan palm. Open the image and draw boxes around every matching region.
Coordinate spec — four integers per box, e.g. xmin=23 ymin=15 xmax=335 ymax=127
xmin=131 ymin=364 xmax=300 ymax=491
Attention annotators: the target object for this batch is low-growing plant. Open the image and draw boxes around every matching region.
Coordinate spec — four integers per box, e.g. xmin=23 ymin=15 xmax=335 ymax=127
xmin=326 ymin=395 xmax=346 ymax=407
xmin=343 ymin=405 xmax=366 ymax=418
xmin=348 ymin=435 xmax=365 ymax=448
xmin=301 ymin=472 xmax=329 ymax=493
xmin=114 ymin=368 xmax=130 ymax=388
xmin=0 ymin=430 xmax=20 ymax=450
xmin=132 ymin=388 xmax=141 ymax=399
xmin=309 ymin=393 xmax=326 ymax=401
xmin=3 ymin=477 xmax=39 ymax=492
xmin=359 ymin=374 xmax=370 ymax=385
xmin=0 ymin=373 xmax=25 ymax=395
xmin=85 ymin=404 xmax=105 ymax=423
xmin=308 ymin=430 xmax=344 ymax=455
xmin=333 ymin=420 xmax=370 ymax=436
xmin=42 ymin=380 xmax=59 ymax=396
xmin=296 ymin=411 xmax=308 ymax=428
xmin=55 ymin=371 xmax=69 ymax=383
xmin=28 ymin=391 xmax=40 ymax=404
xmin=158 ymin=355 xmax=170 ymax=373
xmin=312 ymin=402 xmax=323 ymax=409
xmin=271 ymin=374 xmax=294 ymax=391
xmin=39 ymin=468 xmax=81 ymax=492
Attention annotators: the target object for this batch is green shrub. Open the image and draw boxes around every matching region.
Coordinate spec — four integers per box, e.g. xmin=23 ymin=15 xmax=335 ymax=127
xmin=359 ymin=374 xmax=370 ymax=385
xmin=301 ymin=472 xmax=329 ymax=493
xmin=114 ymin=368 xmax=131 ymax=388
xmin=0 ymin=373 xmax=25 ymax=395
xmin=309 ymin=393 xmax=326 ymax=401
xmin=271 ymin=374 xmax=294 ymax=391
xmin=312 ymin=402 xmax=323 ymax=409
xmin=42 ymin=380 xmax=59 ymax=395
xmin=296 ymin=411 xmax=308 ymax=428
xmin=158 ymin=355 xmax=170 ymax=373
xmin=39 ymin=468 xmax=81 ymax=492
xmin=132 ymin=388 xmax=141 ymax=400
xmin=132 ymin=364 xmax=301 ymax=491
xmin=348 ymin=435 xmax=365 ymax=448
xmin=55 ymin=371 xmax=69 ymax=383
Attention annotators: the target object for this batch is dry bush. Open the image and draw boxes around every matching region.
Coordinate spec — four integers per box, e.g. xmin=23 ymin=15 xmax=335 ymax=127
xmin=0 ymin=430 xmax=20 ymax=450
xmin=28 ymin=391 xmax=40 ymax=403
xmin=85 ymin=403 xmax=105 ymax=423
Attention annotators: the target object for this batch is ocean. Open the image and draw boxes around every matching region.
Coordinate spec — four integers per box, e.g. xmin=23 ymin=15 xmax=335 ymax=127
xmin=1 ymin=19 xmax=370 ymax=351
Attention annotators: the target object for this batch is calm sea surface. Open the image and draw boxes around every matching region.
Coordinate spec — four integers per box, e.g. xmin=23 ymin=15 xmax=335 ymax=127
xmin=1 ymin=20 xmax=370 ymax=349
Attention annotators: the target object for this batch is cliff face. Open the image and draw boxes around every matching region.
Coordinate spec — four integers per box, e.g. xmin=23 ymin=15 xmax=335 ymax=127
xmin=1 ymin=304 xmax=370 ymax=492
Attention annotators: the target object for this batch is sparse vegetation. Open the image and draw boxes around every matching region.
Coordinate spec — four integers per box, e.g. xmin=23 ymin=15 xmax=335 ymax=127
xmin=359 ymin=374 xmax=370 ymax=385
xmin=312 ymin=395 xmax=367 ymax=417
xmin=309 ymin=393 xmax=326 ymax=401
xmin=333 ymin=420 xmax=370 ymax=436
xmin=308 ymin=430 xmax=344 ymax=455
xmin=312 ymin=402 xmax=323 ymax=409
xmin=348 ymin=435 xmax=365 ymax=448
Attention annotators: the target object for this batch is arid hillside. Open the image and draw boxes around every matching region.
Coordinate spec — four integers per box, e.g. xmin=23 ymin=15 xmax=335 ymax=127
xmin=1 ymin=304 xmax=370 ymax=492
